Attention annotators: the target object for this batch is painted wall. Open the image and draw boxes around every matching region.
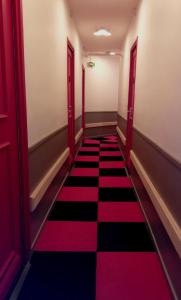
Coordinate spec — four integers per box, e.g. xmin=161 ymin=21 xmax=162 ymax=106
xmin=118 ymin=0 xmax=181 ymax=163
xmin=84 ymin=56 xmax=120 ymax=113
xmin=22 ymin=0 xmax=83 ymax=147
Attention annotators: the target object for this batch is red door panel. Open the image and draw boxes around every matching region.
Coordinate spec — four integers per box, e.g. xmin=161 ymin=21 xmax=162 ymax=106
xmin=125 ymin=39 xmax=138 ymax=167
xmin=0 ymin=1 xmax=23 ymax=298
xmin=67 ymin=41 xmax=75 ymax=164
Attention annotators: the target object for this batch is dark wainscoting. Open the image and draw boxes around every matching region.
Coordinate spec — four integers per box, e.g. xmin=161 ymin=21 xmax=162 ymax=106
xmin=29 ymin=126 xmax=68 ymax=193
xmin=117 ymin=113 xmax=127 ymax=135
xmin=117 ymin=113 xmax=181 ymax=227
xmin=117 ymin=135 xmax=125 ymax=157
xmin=85 ymin=125 xmax=116 ymax=137
xmin=75 ymin=115 xmax=82 ymax=135
xmin=132 ymin=128 xmax=181 ymax=228
xmin=86 ymin=111 xmax=117 ymax=123
xmin=117 ymin=114 xmax=127 ymax=151
xmin=29 ymin=116 xmax=83 ymax=194
xmin=130 ymin=164 xmax=181 ymax=299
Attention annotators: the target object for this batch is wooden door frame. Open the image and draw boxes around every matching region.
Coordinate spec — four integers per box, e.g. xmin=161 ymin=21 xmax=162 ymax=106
xmin=125 ymin=38 xmax=138 ymax=167
xmin=82 ymin=65 xmax=85 ymax=134
xmin=0 ymin=1 xmax=30 ymax=298
xmin=67 ymin=39 xmax=75 ymax=163
xmin=12 ymin=1 xmax=30 ymax=258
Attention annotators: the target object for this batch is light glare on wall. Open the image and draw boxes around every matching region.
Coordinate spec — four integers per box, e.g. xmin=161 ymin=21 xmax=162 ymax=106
xmin=110 ymin=52 xmax=116 ymax=56
xmin=94 ymin=29 xmax=112 ymax=37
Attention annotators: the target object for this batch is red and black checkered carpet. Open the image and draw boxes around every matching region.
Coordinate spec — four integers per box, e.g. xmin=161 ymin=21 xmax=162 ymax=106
xmin=18 ymin=135 xmax=172 ymax=300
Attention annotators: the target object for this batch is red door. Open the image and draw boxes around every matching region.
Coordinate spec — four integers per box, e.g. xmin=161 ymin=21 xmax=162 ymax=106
xmin=125 ymin=39 xmax=138 ymax=167
xmin=82 ymin=65 xmax=85 ymax=135
xmin=0 ymin=2 xmax=26 ymax=298
xmin=67 ymin=40 xmax=75 ymax=164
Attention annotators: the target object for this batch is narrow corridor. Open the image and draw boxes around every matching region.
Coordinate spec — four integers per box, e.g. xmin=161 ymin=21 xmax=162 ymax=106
xmin=1 ymin=1 xmax=181 ymax=299
xmin=18 ymin=135 xmax=172 ymax=300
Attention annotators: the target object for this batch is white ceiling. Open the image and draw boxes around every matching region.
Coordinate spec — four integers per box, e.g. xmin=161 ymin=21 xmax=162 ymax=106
xmin=67 ymin=0 xmax=140 ymax=53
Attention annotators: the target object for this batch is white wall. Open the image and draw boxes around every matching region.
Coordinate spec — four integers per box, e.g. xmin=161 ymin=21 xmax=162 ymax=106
xmin=84 ymin=56 xmax=120 ymax=112
xmin=118 ymin=0 xmax=181 ymax=162
xmin=22 ymin=0 xmax=83 ymax=147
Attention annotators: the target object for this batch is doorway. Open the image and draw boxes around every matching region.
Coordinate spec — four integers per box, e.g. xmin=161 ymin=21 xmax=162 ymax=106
xmin=67 ymin=40 xmax=75 ymax=164
xmin=82 ymin=65 xmax=85 ymax=135
xmin=0 ymin=1 xmax=30 ymax=299
xmin=125 ymin=39 xmax=138 ymax=167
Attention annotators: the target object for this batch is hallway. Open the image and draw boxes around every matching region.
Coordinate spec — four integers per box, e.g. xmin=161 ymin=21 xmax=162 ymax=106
xmin=1 ymin=0 xmax=181 ymax=299
xmin=17 ymin=136 xmax=172 ymax=300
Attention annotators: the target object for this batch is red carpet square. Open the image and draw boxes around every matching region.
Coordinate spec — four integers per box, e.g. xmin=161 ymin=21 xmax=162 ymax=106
xmin=106 ymin=135 xmax=117 ymax=139
xmin=96 ymin=252 xmax=172 ymax=300
xmin=100 ymin=143 xmax=118 ymax=148
xmin=99 ymin=177 xmax=133 ymax=188
xmin=79 ymin=146 xmax=100 ymax=152
xmin=99 ymin=161 xmax=125 ymax=169
xmin=98 ymin=202 xmax=145 ymax=222
xmin=101 ymin=141 xmax=117 ymax=144
xmin=100 ymin=151 xmax=122 ymax=156
xmin=84 ymin=139 xmax=100 ymax=144
xmin=58 ymin=187 xmax=98 ymax=202
xmin=75 ymin=156 xmax=99 ymax=162
xmin=70 ymin=168 xmax=99 ymax=177
xmin=34 ymin=221 xmax=97 ymax=252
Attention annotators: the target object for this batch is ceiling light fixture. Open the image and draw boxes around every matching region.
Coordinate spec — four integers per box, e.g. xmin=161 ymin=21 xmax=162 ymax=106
xmin=109 ymin=52 xmax=116 ymax=56
xmin=94 ymin=29 xmax=112 ymax=37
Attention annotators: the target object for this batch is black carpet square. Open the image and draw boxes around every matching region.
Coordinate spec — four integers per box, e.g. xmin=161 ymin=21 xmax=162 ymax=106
xmin=48 ymin=202 xmax=98 ymax=221
xmin=64 ymin=176 xmax=99 ymax=187
xmin=99 ymin=168 xmax=127 ymax=177
xmin=100 ymin=147 xmax=120 ymax=151
xmin=100 ymin=156 xmax=123 ymax=161
xmin=100 ymin=141 xmax=117 ymax=144
xmin=18 ymin=252 xmax=96 ymax=300
xmin=78 ymin=151 xmax=99 ymax=156
xmin=97 ymin=222 xmax=155 ymax=252
xmin=99 ymin=188 xmax=137 ymax=202
xmin=74 ymin=161 xmax=99 ymax=168
xmin=82 ymin=143 xmax=100 ymax=147
xmin=91 ymin=137 xmax=109 ymax=141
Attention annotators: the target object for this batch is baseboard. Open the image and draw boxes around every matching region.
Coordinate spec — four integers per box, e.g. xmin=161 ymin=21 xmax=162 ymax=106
xmin=75 ymin=128 xmax=83 ymax=144
xmin=30 ymin=148 xmax=70 ymax=211
xmin=130 ymin=150 xmax=181 ymax=259
xmin=116 ymin=126 xmax=126 ymax=145
xmin=86 ymin=121 xmax=117 ymax=128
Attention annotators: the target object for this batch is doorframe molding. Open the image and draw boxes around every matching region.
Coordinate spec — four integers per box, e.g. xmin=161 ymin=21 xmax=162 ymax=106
xmin=12 ymin=0 xmax=30 ymax=258
xmin=67 ymin=38 xmax=75 ymax=162
xmin=125 ymin=37 xmax=138 ymax=166
xmin=82 ymin=64 xmax=85 ymax=133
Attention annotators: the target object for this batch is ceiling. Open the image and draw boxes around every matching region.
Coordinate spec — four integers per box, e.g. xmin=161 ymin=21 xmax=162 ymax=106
xmin=67 ymin=0 xmax=140 ymax=54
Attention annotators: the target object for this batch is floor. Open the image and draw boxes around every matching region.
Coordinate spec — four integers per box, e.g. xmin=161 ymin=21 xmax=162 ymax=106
xmin=18 ymin=135 xmax=173 ymax=300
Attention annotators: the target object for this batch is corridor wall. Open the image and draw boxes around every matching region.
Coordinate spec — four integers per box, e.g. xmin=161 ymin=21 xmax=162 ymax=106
xmin=22 ymin=0 xmax=83 ymax=210
xmin=84 ymin=55 xmax=120 ymax=136
xmin=117 ymin=0 xmax=181 ymax=258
